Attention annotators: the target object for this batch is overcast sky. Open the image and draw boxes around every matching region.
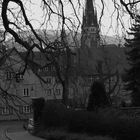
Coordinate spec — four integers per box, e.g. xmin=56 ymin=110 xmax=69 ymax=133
xmin=6 ymin=0 xmax=131 ymax=37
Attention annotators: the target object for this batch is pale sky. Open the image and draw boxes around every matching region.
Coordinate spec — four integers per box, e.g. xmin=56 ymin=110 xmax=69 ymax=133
xmin=6 ymin=0 xmax=131 ymax=37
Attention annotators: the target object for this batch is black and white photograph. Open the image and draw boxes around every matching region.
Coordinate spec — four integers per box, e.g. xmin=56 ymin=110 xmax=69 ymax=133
xmin=0 ymin=0 xmax=140 ymax=140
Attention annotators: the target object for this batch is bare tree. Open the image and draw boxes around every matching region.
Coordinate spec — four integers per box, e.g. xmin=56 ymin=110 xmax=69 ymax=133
xmin=95 ymin=53 xmax=120 ymax=105
xmin=0 ymin=45 xmax=30 ymax=119
xmin=1 ymin=0 xmax=140 ymax=108
xmin=1 ymin=0 xmax=82 ymax=106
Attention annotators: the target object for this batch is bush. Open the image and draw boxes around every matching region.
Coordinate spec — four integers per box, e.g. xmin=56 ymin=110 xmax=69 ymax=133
xmin=38 ymin=101 xmax=140 ymax=140
xmin=40 ymin=101 xmax=68 ymax=128
xmin=32 ymin=97 xmax=45 ymax=122
xmin=68 ymin=108 xmax=140 ymax=140
xmin=68 ymin=110 xmax=102 ymax=134
xmin=97 ymin=108 xmax=140 ymax=139
xmin=87 ymin=81 xmax=110 ymax=111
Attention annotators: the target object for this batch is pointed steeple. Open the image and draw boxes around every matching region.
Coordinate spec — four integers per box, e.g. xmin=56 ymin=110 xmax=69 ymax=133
xmin=82 ymin=0 xmax=98 ymax=27
xmin=81 ymin=0 xmax=99 ymax=49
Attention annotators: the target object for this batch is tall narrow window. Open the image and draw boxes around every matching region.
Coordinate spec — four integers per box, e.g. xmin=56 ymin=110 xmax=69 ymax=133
xmin=55 ymin=89 xmax=61 ymax=95
xmin=2 ymin=106 xmax=9 ymax=115
xmin=46 ymin=89 xmax=52 ymax=96
xmin=44 ymin=67 xmax=49 ymax=71
xmin=6 ymin=71 xmax=14 ymax=80
xmin=46 ymin=77 xmax=52 ymax=84
xmin=50 ymin=66 xmax=55 ymax=72
xmin=23 ymin=88 xmax=30 ymax=97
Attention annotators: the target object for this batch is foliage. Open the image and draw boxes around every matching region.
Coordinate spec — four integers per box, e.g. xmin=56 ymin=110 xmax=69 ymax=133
xmin=0 ymin=0 xmax=140 ymax=118
xmin=38 ymin=102 xmax=140 ymax=140
xmin=87 ymin=81 xmax=110 ymax=111
xmin=32 ymin=97 xmax=45 ymax=122
xmin=124 ymin=15 xmax=140 ymax=106
xmin=1 ymin=0 xmax=140 ymax=109
xmin=40 ymin=101 xmax=68 ymax=128
xmin=68 ymin=108 xmax=140 ymax=140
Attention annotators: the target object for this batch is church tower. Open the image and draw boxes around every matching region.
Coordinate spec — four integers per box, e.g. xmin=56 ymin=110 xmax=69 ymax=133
xmin=81 ymin=0 xmax=99 ymax=49
xmin=79 ymin=0 xmax=101 ymax=71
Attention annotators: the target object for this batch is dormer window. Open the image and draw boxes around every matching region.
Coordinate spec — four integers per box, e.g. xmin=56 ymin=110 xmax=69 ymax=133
xmin=16 ymin=73 xmax=24 ymax=82
xmin=6 ymin=71 xmax=24 ymax=82
xmin=16 ymin=73 xmax=23 ymax=79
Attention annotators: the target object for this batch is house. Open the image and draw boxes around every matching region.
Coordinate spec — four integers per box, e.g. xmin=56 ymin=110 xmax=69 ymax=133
xmin=0 ymin=0 xmax=131 ymax=121
xmin=0 ymin=48 xmax=64 ymax=120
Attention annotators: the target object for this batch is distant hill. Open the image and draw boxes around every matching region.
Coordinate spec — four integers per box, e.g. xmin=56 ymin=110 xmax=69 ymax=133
xmin=5 ymin=30 xmax=125 ymax=52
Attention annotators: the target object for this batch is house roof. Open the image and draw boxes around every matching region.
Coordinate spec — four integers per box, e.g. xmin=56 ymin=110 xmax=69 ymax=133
xmin=1 ymin=41 xmax=129 ymax=79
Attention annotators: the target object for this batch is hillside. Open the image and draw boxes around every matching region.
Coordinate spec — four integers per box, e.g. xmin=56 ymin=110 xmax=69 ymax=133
xmin=4 ymin=30 xmax=125 ymax=52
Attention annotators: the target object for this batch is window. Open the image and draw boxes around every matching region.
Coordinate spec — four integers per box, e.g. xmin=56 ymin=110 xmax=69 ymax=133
xmin=69 ymin=88 xmax=74 ymax=98
xmin=46 ymin=77 xmax=52 ymax=84
xmin=46 ymin=89 xmax=52 ymax=96
xmin=59 ymin=66 xmax=63 ymax=71
xmin=55 ymin=77 xmax=60 ymax=83
xmin=6 ymin=71 xmax=24 ymax=81
xmin=6 ymin=71 xmax=14 ymax=80
xmin=49 ymin=66 xmax=55 ymax=72
xmin=23 ymin=105 xmax=31 ymax=113
xmin=110 ymin=76 xmax=115 ymax=82
xmin=85 ymin=77 xmax=94 ymax=85
xmin=16 ymin=73 xmax=24 ymax=82
xmin=73 ymin=56 xmax=77 ymax=64
xmin=44 ymin=67 xmax=49 ymax=71
xmin=2 ymin=106 xmax=12 ymax=115
xmin=2 ymin=106 xmax=9 ymax=115
xmin=88 ymin=77 xmax=94 ymax=84
xmin=23 ymin=88 xmax=30 ymax=97
xmin=38 ymin=68 xmax=41 ymax=72
xmin=55 ymin=89 xmax=61 ymax=95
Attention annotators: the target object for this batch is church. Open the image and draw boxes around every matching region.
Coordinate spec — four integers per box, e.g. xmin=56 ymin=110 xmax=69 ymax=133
xmin=0 ymin=0 xmax=130 ymax=120
xmin=76 ymin=0 xmax=130 ymax=106
xmin=78 ymin=0 xmax=127 ymax=73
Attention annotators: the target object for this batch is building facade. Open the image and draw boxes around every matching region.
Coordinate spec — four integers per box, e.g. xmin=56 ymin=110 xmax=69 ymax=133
xmin=0 ymin=48 xmax=65 ymax=120
xmin=0 ymin=0 xmax=130 ymax=120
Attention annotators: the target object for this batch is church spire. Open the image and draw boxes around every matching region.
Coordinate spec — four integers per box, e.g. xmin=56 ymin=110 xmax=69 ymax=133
xmin=82 ymin=0 xmax=98 ymax=27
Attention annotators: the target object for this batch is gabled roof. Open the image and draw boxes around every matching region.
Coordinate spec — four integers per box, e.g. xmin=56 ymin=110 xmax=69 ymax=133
xmin=0 ymin=47 xmax=41 ymax=73
xmin=0 ymin=48 xmax=17 ymax=67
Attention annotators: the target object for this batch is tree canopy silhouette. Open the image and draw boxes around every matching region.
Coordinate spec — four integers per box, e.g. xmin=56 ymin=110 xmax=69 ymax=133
xmin=124 ymin=15 xmax=140 ymax=106
xmin=87 ymin=81 xmax=110 ymax=111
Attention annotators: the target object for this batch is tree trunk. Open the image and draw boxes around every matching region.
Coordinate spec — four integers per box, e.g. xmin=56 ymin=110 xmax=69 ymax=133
xmin=62 ymin=81 xmax=69 ymax=106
